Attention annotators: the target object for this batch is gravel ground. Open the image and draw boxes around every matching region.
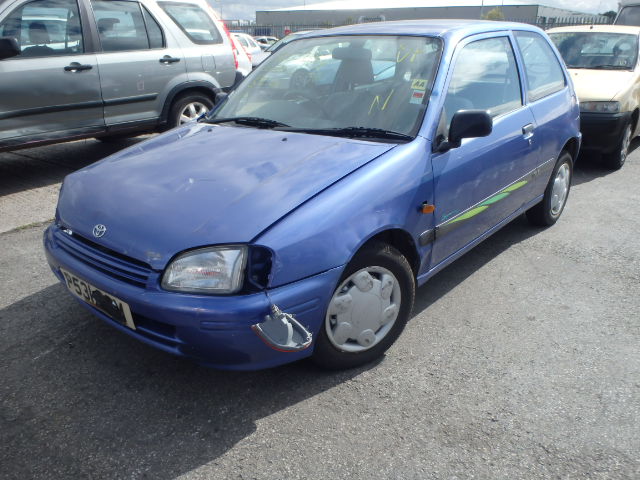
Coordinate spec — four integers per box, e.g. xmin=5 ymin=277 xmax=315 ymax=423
xmin=0 ymin=141 xmax=638 ymax=479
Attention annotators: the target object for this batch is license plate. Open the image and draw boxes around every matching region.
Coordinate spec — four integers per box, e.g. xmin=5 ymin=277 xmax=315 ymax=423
xmin=60 ymin=268 xmax=135 ymax=330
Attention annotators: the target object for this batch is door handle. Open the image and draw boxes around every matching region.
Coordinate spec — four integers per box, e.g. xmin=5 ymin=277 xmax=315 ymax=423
xmin=522 ymin=123 xmax=535 ymax=139
xmin=64 ymin=62 xmax=93 ymax=72
xmin=159 ymin=55 xmax=180 ymax=64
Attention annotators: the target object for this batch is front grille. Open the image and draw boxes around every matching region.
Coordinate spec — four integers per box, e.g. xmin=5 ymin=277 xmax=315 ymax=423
xmin=54 ymin=229 xmax=153 ymax=288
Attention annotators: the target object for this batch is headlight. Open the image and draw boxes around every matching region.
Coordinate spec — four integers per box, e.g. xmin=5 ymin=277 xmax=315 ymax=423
xmin=162 ymin=246 xmax=247 ymax=294
xmin=580 ymin=101 xmax=620 ymax=113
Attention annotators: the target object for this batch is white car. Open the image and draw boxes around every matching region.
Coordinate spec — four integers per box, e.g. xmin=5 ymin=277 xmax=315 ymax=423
xmin=232 ymin=32 xmax=266 ymax=67
xmin=230 ymin=34 xmax=252 ymax=77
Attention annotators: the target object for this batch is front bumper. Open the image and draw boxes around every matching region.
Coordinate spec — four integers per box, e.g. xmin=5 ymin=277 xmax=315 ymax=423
xmin=580 ymin=111 xmax=632 ymax=153
xmin=43 ymin=224 xmax=343 ymax=370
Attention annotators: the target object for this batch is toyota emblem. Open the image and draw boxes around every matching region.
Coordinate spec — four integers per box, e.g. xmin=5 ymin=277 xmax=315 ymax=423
xmin=93 ymin=224 xmax=107 ymax=238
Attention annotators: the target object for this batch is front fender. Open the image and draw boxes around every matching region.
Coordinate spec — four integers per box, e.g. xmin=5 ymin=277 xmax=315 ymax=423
xmin=257 ymin=137 xmax=434 ymax=288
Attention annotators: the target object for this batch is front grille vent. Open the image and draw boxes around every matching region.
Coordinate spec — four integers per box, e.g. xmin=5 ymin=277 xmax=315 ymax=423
xmin=54 ymin=229 xmax=153 ymax=288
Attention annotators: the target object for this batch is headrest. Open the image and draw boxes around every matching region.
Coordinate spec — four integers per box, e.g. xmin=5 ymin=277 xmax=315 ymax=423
xmin=332 ymin=46 xmax=372 ymax=61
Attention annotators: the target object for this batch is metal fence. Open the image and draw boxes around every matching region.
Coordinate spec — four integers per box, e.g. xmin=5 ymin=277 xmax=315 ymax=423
xmin=226 ymin=16 xmax=613 ymax=38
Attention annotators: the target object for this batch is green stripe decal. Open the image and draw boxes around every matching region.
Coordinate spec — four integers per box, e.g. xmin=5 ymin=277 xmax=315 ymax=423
xmin=450 ymin=205 xmax=489 ymax=223
xmin=440 ymin=177 xmax=532 ymax=234
xmin=480 ymin=192 xmax=510 ymax=206
xmin=502 ymin=180 xmax=528 ymax=192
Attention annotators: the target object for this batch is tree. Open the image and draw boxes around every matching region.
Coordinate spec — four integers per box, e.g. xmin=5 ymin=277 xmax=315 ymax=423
xmin=483 ymin=7 xmax=505 ymax=20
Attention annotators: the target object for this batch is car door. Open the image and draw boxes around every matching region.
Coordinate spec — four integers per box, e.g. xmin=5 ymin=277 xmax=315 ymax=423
xmin=157 ymin=0 xmax=235 ymax=88
xmin=513 ymin=31 xmax=577 ymax=194
xmin=89 ymin=0 xmax=186 ymax=126
xmin=0 ymin=0 xmax=104 ymax=145
xmin=430 ymin=34 xmax=541 ymax=267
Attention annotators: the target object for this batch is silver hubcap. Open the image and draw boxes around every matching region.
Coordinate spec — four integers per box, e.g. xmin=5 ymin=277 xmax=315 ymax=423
xmin=620 ymin=125 xmax=632 ymax=164
xmin=179 ymin=102 xmax=208 ymax=124
xmin=550 ymin=162 xmax=570 ymax=217
xmin=325 ymin=266 xmax=401 ymax=353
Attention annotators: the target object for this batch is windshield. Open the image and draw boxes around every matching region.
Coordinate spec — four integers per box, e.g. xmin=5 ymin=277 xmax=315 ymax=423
xmin=209 ymin=35 xmax=442 ymax=139
xmin=616 ymin=6 xmax=640 ymax=25
xmin=549 ymin=32 xmax=639 ymax=69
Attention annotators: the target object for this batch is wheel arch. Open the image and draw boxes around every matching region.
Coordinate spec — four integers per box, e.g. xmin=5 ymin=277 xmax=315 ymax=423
xmin=631 ymin=108 xmax=639 ymax=133
xmin=561 ymin=136 xmax=580 ymax=164
xmin=159 ymin=81 xmax=221 ymax=125
xmin=352 ymin=228 xmax=421 ymax=277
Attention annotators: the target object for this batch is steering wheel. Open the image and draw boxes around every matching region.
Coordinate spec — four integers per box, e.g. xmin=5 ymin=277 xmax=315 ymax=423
xmin=613 ymin=38 xmax=633 ymax=57
xmin=289 ymin=69 xmax=314 ymax=90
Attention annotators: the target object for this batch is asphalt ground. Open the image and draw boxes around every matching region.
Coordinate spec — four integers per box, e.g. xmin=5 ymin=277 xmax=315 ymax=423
xmin=0 ymin=139 xmax=639 ymax=479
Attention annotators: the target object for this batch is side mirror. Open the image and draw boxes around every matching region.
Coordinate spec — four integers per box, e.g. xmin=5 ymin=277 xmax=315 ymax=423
xmin=0 ymin=37 xmax=20 ymax=61
xmin=436 ymin=109 xmax=493 ymax=153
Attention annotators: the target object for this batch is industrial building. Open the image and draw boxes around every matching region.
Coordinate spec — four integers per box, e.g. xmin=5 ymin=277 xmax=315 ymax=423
xmin=256 ymin=0 xmax=605 ymax=27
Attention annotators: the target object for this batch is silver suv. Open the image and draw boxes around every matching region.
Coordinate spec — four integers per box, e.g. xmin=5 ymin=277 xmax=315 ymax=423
xmin=0 ymin=0 xmax=237 ymax=151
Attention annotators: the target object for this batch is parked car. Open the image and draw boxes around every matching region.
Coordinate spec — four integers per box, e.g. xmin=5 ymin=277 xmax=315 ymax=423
xmin=265 ymin=30 xmax=312 ymax=54
xmin=615 ymin=0 xmax=640 ymax=25
xmin=0 ymin=0 xmax=236 ymax=152
xmin=230 ymin=32 xmax=252 ymax=77
xmin=255 ymin=35 xmax=278 ymax=49
xmin=232 ymin=32 xmax=264 ymax=67
xmin=548 ymin=25 xmax=640 ymax=169
xmin=44 ymin=20 xmax=580 ymax=371
xmin=251 ymin=30 xmax=314 ymax=66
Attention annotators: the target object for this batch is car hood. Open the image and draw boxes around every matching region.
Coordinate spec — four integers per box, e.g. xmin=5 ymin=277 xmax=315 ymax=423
xmin=568 ymin=69 xmax=635 ymax=102
xmin=57 ymin=123 xmax=394 ymax=270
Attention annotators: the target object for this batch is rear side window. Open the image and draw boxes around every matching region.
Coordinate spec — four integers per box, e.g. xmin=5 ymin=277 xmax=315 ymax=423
xmin=0 ymin=0 xmax=84 ymax=57
xmin=514 ymin=31 xmax=566 ymax=102
xmin=235 ymin=34 xmax=248 ymax=48
xmin=443 ymin=36 xmax=522 ymax=123
xmin=159 ymin=2 xmax=222 ymax=44
xmin=141 ymin=5 xmax=164 ymax=49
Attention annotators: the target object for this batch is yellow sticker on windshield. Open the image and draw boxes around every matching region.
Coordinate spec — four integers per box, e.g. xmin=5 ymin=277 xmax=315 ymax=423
xmin=411 ymin=79 xmax=427 ymax=90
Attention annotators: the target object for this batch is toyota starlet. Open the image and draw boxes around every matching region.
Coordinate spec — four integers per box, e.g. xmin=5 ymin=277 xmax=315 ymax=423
xmin=44 ymin=20 xmax=581 ymax=370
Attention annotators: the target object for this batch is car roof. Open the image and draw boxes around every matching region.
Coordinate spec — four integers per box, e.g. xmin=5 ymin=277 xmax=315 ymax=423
xmin=547 ymin=25 xmax=640 ymax=35
xmin=301 ymin=19 xmax=544 ymax=40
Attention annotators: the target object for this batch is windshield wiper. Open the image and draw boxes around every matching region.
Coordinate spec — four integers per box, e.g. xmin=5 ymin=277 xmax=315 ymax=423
xmin=204 ymin=116 xmax=290 ymax=128
xmin=589 ymin=64 xmax=632 ymax=70
xmin=280 ymin=126 xmax=413 ymax=141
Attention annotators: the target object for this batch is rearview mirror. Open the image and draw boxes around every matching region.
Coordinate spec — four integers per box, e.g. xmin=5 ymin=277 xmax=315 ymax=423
xmin=0 ymin=37 xmax=19 ymax=61
xmin=436 ymin=110 xmax=493 ymax=152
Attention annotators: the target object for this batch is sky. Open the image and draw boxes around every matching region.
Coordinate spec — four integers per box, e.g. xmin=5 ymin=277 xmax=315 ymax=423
xmin=212 ymin=0 xmax=619 ymax=21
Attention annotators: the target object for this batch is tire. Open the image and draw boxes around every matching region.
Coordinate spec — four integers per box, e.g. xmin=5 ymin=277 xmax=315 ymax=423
xmin=604 ymin=122 xmax=632 ymax=170
xmin=167 ymin=92 xmax=214 ymax=130
xmin=526 ymin=151 xmax=573 ymax=227
xmin=312 ymin=242 xmax=415 ymax=370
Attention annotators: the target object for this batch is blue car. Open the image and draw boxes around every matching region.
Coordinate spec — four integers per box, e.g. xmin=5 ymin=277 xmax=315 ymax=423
xmin=44 ymin=20 xmax=580 ymax=370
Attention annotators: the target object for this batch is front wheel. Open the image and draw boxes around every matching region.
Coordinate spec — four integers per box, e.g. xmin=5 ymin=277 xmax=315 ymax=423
xmin=167 ymin=93 xmax=214 ymax=130
xmin=604 ymin=122 xmax=632 ymax=170
xmin=312 ymin=242 xmax=415 ymax=369
xmin=526 ymin=151 xmax=573 ymax=227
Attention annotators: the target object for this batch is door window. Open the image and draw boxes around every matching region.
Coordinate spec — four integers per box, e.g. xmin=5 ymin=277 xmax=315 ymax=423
xmin=442 ymin=36 xmax=522 ymax=129
xmin=91 ymin=0 xmax=162 ymax=52
xmin=0 ymin=0 xmax=83 ymax=57
xmin=514 ymin=31 xmax=566 ymax=102
xmin=158 ymin=2 xmax=222 ymax=44
xmin=141 ymin=5 xmax=164 ymax=49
